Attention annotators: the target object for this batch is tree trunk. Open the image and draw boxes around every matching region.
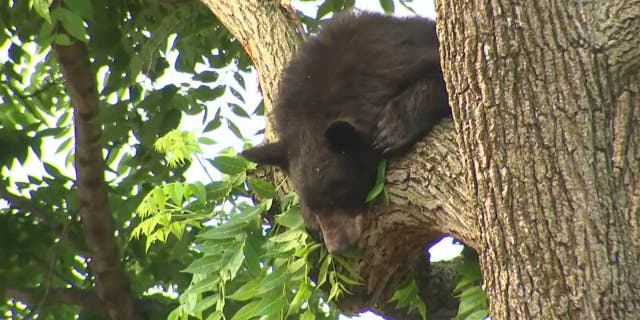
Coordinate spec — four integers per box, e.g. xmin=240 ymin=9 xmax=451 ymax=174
xmin=436 ymin=1 xmax=640 ymax=318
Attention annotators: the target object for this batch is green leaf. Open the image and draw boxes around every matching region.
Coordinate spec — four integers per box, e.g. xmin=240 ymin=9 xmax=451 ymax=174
xmin=458 ymin=285 xmax=483 ymax=298
xmin=317 ymin=254 xmax=331 ymax=287
xmin=379 ymin=0 xmax=395 ymax=13
xmin=233 ymin=73 xmax=245 ymax=88
xmin=226 ymin=119 xmax=244 ymax=139
xmin=221 ymin=247 xmax=244 ymax=280
xmin=256 ymin=269 xmax=288 ymax=295
xmin=247 ymin=177 xmax=275 ymax=199
xmin=227 ymin=277 xmax=262 ymax=301
xmin=63 ymin=0 xmax=94 ymax=21
xmin=229 ymin=295 xmax=285 ymax=320
xmin=43 ymin=162 xmax=66 ymax=179
xmin=229 ymin=300 xmax=259 ymax=320
xmin=197 ymin=224 xmax=247 ymax=240
xmin=8 ymin=44 xmax=26 ymax=63
xmin=229 ymin=103 xmax=250 ymax=118
xmin=457 ymin=288 xmax=487 ymax=316
xmin=316 ymin=1 xmax=332 ymax=19
xmin=194 ymin=85 xmax=225 ymax=101
xmin=53 ymin=33 xmax=72 ymax=45
xmin=31 ymin=0 xmax=52 ymax=24
xmin=229 ymin=87 xmax=244 ymax=103
xmin=365 ymin=159 xmax=387 ymax=202
xmin=249 ymin=295 xmax=284 ymax=318
xmin=275 ymin=206 xmax=303 ymax=229
xmin=206 ymin=310 xmax=223 ymax=320
xmin=288 ymin=281 xmax=310 ymax=315
xmin=188 ymin=182 xmax=207 ymax=203
xmin=252 ymin=101 xmax=264 ymax=116
xmin=300 ymin=310 xmax=315 ymax=320
xmin=464 ymin=310 xmax=489 ymax=320
xmin=203 ymin=116 xmax=222 ymax=132
xmin=194 ymin=71 xmax=219 ymax=83
xmin=192 ymin=293 xmax=218 ymax=314
xmin=207 ymin=181 xmax=232 ymax=201
xmin=182 ymin=255 xmax=221 ymax=274
xmin=56 ymin=8 xmax=87 ymax=42
xmin=269 ymin=229 xmax=306 ymax=243
xmin=198 ymin=137 xmax=216 ymax=145
xmin=211 ymin=156 xmax=249 ymax=175
xmin=164 ymin=183 xmax=184 ymax=205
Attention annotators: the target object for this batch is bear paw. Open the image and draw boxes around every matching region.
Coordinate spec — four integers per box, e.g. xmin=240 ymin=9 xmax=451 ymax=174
xmin=372 ymin=99 xmax=421 ymax=157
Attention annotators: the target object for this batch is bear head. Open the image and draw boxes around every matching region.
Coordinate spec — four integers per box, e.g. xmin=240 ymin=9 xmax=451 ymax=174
xmin=242 ymin=120 xmax=378 ymax=254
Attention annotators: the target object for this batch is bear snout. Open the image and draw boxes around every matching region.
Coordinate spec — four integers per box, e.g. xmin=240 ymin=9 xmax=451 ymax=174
xmin=313 ymin=212 xmax=366 ymax=255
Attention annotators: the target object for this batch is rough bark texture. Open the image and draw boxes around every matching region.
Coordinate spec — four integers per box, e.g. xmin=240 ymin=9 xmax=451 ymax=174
xmin=436 ymin=1 xmax=640 ymax=319
xmin=54 ymin=42 xmax=142 ymax=320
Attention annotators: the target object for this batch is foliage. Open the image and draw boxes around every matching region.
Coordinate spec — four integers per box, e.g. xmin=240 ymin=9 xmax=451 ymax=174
xmin=365 ymin=160 xmax=387 ymax=203
xmin=131 ymin=140 xmax=363 ymax=319
xmin=388 ymin=277 xmax=427 ymax=320
xmin=453 ymin=248 xmax=488 ymax=320
xmin=1 ymin=0 xmax=251 ymax=318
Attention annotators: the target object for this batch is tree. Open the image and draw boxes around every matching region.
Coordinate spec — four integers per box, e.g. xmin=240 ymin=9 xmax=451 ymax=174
xmin=1 ymin=1 xmax=637 ymax=320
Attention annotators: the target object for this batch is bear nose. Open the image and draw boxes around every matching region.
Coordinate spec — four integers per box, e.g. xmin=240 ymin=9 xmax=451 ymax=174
xmin=324 ymin=232 xmax=356 ymax=255
xmin=314 ymin=212 xmax=365 ymax=255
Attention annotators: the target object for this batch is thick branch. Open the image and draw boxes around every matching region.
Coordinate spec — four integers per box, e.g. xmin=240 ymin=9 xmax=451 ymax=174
xmin=53 ymin=41 xmax=141 ymax=320
xmin=358 ymin=120 xmax=475 ymax=308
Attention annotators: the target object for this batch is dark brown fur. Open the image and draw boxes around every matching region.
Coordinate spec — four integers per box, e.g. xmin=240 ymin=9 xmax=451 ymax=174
xmin=242 ymin=11 xmax=450 ymax=254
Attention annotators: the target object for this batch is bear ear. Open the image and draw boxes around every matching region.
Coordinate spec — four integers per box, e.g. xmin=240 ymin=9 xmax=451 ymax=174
xmin=325 ymin=121 xmax=368 ymax=152
xmin=241 ymin=142 xmax=288 ymax=167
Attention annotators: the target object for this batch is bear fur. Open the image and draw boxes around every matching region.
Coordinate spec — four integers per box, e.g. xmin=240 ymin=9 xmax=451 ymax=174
xmin=242 ymin=11 xmax=450 ymax=254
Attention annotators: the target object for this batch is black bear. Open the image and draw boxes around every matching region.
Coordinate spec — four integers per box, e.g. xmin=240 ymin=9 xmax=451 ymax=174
xmin=242 ymin=11 xmax=450 ymax=254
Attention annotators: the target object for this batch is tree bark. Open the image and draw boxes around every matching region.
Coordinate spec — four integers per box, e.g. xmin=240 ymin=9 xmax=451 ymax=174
xmin=436 ymin=1 xmax=640 ymax=319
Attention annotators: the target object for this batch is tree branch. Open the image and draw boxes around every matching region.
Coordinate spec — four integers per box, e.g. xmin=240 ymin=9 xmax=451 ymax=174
xmin=53 ymin=40 xmax=142 ymax=320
